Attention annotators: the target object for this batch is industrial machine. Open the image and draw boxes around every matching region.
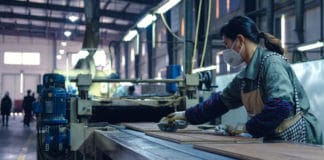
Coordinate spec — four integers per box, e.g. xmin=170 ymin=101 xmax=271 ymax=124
xmin=34 ymin=74 xmax=71 ymax=160
xmin=33 ymin=60 xmax=324 ymax=160
xmin=34 ymin=69 xmax=214 ymax=160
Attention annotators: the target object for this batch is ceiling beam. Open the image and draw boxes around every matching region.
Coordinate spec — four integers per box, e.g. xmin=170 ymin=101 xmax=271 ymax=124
xmin=121 ymin=0 xmax=161 ymax=6
xmin=0 ymin=0 xmax=139 ymax=21
xmin=0 ymin=11 xmax=131 ymax=31
xmin=0 ymin=22 xmax=122 ymax=42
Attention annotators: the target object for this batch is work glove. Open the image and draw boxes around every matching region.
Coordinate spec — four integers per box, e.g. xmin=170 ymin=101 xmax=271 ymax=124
xmin=214 ymin=124 xmax=230 ymax=136
xmin=214 ymin=123 xmax=247 ymax=136
xmin=227 ymin=124 xmax=246 ymax=136
xmin=160 ymin=111 xmax=186 ymax=123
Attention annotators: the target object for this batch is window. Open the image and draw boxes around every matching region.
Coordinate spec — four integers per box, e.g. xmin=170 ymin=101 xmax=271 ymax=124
xmin=4 ymin=52 xmax=40 ymax=65
xmin=180 ymin=17 xmax=185 ymax=37
xmin=216 ymin=0 xmax=241 ymax=18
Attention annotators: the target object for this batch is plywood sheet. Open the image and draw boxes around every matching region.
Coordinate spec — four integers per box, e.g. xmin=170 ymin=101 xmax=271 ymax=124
xmin=122 ymin=122 xmax=200 ymax=132
xmin=194 ymin=143 xmax=324 ymax=160
xmin=146 ymin=132 xmax=261 ymax=144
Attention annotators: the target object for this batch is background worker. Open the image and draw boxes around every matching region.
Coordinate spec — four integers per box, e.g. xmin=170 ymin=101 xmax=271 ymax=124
xmin=1 ymin=92 xmax=12 ymax=127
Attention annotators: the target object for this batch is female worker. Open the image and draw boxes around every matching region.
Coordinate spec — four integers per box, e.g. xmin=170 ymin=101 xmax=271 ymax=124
xmin=164 ymin=16 xmax=322 ymax=144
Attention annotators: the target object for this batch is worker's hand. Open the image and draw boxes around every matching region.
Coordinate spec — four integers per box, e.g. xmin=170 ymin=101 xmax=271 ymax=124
xmin=226 ymin=123 xmax=246 ymax=136
xmin=214 ymin=124 xmax=230 ymax=136
xmin=167 ymin=111 xmax=186 ymax=122
xmin=214 ymin=124 xmax=248 ymax=136
xmin=159 ymin=111 xmax=186 ymax=124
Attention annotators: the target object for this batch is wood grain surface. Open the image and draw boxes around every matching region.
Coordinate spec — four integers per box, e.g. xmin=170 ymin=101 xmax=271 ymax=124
xmin=194 ymin=143 xmax=324 ymax=160
xmin=146 ymin=131 xmax=262 ymax=144
xmin=122 ymin=122 xmax=200 ymax=132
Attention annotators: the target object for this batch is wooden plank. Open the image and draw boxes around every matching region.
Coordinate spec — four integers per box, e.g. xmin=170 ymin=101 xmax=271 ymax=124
xmin=146 ymin=132 xmax=262 ymax=144
xmin=122 ymin=122 xmax=200 ymax=132
xmin=194 ymin=143 xmax=324 ymax=160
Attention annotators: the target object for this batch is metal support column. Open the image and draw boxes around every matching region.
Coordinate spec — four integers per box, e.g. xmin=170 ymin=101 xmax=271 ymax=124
xmin=146 ymin=25 xmax=154 ymax=78
xmin=135 ymin=35 xmax=141 ymax=78
xmin=166 ymin=11 xmax=174 ymax=65
xmin=124 ymin=43 xmax=129 ymax=79
xmin=321 ymin=0 xmax=323 ymax=58
xmin=113 ymin=43 xmax=121 ymax=74
xmin=52 ymin=37 xmax=57 ymax=70
xmin=184 ymin=0 xmax=194 ymax=74
xmin=267 ymin=0 xmax=274 ymax=34
xmin=293 ymin=0 xmax=308 ymax=62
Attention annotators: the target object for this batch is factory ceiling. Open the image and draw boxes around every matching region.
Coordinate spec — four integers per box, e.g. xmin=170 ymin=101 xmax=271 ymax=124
xmin=0 ymin=0 xmax=162 ymax=44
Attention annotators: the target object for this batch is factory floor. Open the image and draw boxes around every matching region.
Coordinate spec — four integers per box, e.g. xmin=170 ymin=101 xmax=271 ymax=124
xmin=0 ymin=113 xmax=36 ymax=160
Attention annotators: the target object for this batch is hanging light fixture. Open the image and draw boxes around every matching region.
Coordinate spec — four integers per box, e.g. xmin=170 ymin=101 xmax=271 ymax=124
xmin=137 ymin=14 xmax=157 ymax=28
xmin=297 ymin=41 xmax=324 ymax=51
xmin=123 ymin=30 xmax=138 ymax=41
xmin=155 ymin=0 xmax=181 ymax=14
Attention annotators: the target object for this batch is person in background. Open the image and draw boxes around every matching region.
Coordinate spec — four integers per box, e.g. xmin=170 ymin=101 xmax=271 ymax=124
xmin=22 ymin=90 xmax=35 ymax=127
xmin=162 ymin=16 xmax=322 ymax=144
xmin=1 ymin=92 xmax=12 ymax=127
xmin=112 ymin=84 xmax=128 ymax=97
xmin=127 ymin=85 xmax=139 ymax=96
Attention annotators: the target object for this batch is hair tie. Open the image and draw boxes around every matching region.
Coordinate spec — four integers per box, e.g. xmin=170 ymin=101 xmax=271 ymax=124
xmin=258 ymin=32 xmax=265 ymax=38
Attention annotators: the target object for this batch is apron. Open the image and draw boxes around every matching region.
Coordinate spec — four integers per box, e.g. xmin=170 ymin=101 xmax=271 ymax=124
xmin=239 ymin=52 xmax=307 ymax=143
xmin=240 ymin=81 xmax=263 ymax=117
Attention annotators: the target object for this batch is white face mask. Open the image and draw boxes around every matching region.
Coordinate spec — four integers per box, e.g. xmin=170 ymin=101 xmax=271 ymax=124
xmin=222 ymin=39 xmax=244 ymax=67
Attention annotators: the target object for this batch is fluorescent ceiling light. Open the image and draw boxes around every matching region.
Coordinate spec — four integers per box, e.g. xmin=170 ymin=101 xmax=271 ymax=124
xmin=297 ymin=41 xmax=324 ymax=51
xmin=68 ymin=15 xmax=79 ymax=22
xmin=123 ymin=30 xmax=138 ymax=41
xmin=137 ymin=14 xmax=157 ymax=28
xmin=192 ymin=65 xmax=217 ymax=73
xmin=64 ymin=30 xmax=72 ymax=37
xmin=155 ymin=0 xmax=181 ymax=14
xmin=61 ymin=41 xmax=67 ymax=46
xmin=56 ymin=55 xmax=62 ymax=60
xmin=59 ymin=49 xmax=65 ymax=54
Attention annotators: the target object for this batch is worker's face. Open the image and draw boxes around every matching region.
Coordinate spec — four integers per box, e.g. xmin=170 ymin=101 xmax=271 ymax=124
xmin=222 ymin=35 xmax=245 ymax=67
xmin=223 ymin=35 xmax=247 ymax=60
xmin=223 ymin=36 xmax=242 ymax=52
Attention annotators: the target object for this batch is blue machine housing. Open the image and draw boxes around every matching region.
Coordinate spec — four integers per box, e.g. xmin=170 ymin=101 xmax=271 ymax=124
xmin=166 ymin=65 xmax=182 ymax=93
xmin=40 ymin=88 xmax=68 ymax=125
xmin=36 ymin=73 xmax=70 ymax=156
xmin=43 ymin=73 xmax=65 ymax=89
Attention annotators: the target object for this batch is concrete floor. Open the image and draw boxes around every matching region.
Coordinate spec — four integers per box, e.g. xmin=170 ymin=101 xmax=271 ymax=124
xmin=0 ymin=113 xmax=36 ymax=160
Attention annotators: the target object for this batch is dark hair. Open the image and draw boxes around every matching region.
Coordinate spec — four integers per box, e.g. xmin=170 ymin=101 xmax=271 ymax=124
xmin=128 ymin=86 xmax=135 ymax=93
xmin=220 ymin=16 xmax=285 ymax=55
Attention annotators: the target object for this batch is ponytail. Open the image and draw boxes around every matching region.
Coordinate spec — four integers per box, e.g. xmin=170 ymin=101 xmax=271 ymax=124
xmin=259 ymin=32 xmax=286 ymax=55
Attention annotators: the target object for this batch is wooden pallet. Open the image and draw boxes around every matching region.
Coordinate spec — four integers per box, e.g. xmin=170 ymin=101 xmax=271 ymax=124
xmin=194 ymin=143 xmax=324 ymax=160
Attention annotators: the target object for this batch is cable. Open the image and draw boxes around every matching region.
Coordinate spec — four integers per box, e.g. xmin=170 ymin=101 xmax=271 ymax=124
xmin=199 ymin=0 xmax=212 ymax=68
xmin=159 ymin=13 xmax=184 ymax=41
xmin=192 ymin=0 xmax=203 ymax=70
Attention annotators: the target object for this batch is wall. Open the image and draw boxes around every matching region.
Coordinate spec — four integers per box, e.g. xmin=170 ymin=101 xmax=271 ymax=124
xmin=0 ymin=35 xmax=54 ymax=100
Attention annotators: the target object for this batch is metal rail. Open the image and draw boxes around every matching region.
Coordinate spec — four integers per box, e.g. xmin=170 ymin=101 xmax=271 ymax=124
xmin=69 ymin=78 xmax=184 ymax=83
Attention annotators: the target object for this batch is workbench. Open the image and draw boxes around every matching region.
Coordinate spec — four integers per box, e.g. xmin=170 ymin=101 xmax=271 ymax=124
xmin=80 ymin=123 xmax=324 ymax=160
